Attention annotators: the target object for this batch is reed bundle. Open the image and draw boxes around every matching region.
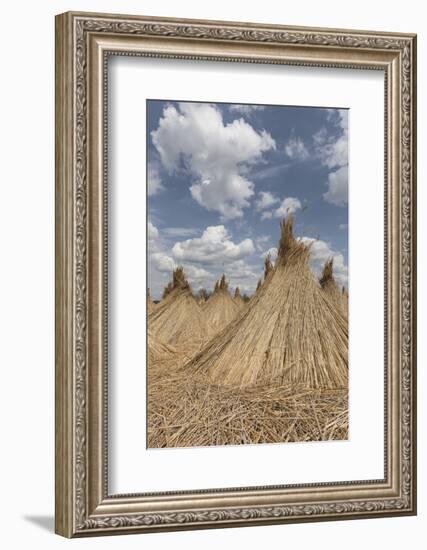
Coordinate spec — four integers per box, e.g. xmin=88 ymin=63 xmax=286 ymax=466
xmin=319 ymin=258 xmax=347 ymax=315
xmin=233 ymin=286 xmax=246 ymax=309
xmin=202 ymin=274 xmax=240 ymax=334
xmin=148 ymin=267 xmax=214 ymax=361
xmin=183 ymin=217 xmax=348 ymax=389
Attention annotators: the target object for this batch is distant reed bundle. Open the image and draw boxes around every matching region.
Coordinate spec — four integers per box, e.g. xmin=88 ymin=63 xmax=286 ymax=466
xmin=183 ymin=217 xmax=348 ymax=389
xmin=264 ymin=252 xmax=274 ymax=279
xmin=197 ymin=288 xmax=208 ymax=306
xmin=318 ymin=258 xmax=349 ymax=318
xmin=202 ymin=274 xmax=240 ymax=335
xmin=319 ymin=258 xmax=345 ymax=310
xmin=147 ymin=288 xmax=156 ymax=315
xmin=233 ymin=286 xmax=246 ymax=309
xmin=148 ymin=267 xmax=214 ymax=361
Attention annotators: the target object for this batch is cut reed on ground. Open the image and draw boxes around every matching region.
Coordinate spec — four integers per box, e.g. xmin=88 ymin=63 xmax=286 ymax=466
xmin=147 ymin=371 xmax=348 ymax=448
xmin=147 ymin=216 xmax=348 ymax=448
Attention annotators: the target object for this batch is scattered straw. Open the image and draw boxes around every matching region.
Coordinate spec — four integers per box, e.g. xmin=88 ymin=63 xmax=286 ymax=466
xmin=148 ymin=371 xmax=348 ymax=448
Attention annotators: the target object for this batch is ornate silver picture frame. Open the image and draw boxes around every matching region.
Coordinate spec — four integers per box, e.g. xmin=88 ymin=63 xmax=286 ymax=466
xmin=55 ymin=11 xmax=417 ymax=537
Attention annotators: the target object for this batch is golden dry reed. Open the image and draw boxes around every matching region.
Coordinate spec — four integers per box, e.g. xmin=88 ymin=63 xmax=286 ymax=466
xmin=233 ymin=286 xmax=246 ymax=309
xmin=148 ymin=371 xmax=347 ymax=448
xmin=149 ymin=267 xmax=214 ymax=360
xmin=319 ymin=258 xmax=347 ymax=316
xmin=202 ymin=274 xmax=240 ymax=335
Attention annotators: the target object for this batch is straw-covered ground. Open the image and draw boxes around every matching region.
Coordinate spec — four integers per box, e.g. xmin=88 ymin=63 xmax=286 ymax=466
xmin=147 ymin=370 xmax=348 ymax=448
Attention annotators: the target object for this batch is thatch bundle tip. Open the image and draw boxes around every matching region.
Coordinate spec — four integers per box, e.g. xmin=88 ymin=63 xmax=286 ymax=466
xmin=319 ymin=258 xmax=334 ymax=288
xmin=172 ymin=266 xmax=190 ymax=290
xmin=264 ymin=253 xmax=273 ymax=278
xmin=217 ymin=274 xmax=229 ymax=293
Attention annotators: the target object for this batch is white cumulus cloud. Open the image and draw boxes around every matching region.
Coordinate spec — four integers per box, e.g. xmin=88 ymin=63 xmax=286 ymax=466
xmin=147 ymin=162 xmax=164 ymax=196
xmin=284 ymin=136 xmax=309 ymax=160
xmin=150 ymin=252 xmax=176 ymax=273
xmin=255 ymin=191 xmax=279 ymax=211
xmin=229 ymin=104 xmax=266 ymax=116
xmin=260 ymin=211 xmax=273 ymax=221
xmin=314 ymin=109 xmax=348 ymax=169
xmin=255 ymin=235 xmax=271 ymax=251
xmin=314 ymin=109 xmax=349 ymax=206
xmin=274 ymin=197 xmax=302 ymax=218
xmin=261 ymin=247 xmax=278 ymax=261
xmin=184 ymin=264 xmax=213 ymax=281
xmin=323 ymin=166 xmax=348 ymax=206
xmin=216 ymin=260 xmax=261 ymax=295
xmin=162 ymin=227 xmax=198 ymax=238
xmin=172 ymin=225 xmax=255 ymax=265
xmin=151 ymin=102 xmax=275 ymax=220
xmin=148 ymin=221 xmax=159 ymax=241
xmin=150 ymin=253 xmax=211 ymax=281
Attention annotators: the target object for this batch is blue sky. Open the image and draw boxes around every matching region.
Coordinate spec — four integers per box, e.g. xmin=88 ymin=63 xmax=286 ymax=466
xmin=147 ymin=100 xmax=348 ymax=300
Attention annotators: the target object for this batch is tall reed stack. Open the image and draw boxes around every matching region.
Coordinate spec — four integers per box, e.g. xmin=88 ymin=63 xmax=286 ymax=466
xmin=233 ymin=287 xmax=245 ymax=309
xmin=183 ymin=217 xmax=348 ymax=389
xmin=202 ymin=274 xmax=240 ymax=335
xmin=149 ymin=267 xmax=214 ymax=361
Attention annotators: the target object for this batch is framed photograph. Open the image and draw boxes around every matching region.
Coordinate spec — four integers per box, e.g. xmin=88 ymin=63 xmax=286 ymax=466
xmin=55 ymin=11 xmax=417 ymax=537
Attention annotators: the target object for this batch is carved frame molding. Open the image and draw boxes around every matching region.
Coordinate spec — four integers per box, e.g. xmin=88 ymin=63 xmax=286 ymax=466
xmin=55 ymin=12 xmax=416 ymax=537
